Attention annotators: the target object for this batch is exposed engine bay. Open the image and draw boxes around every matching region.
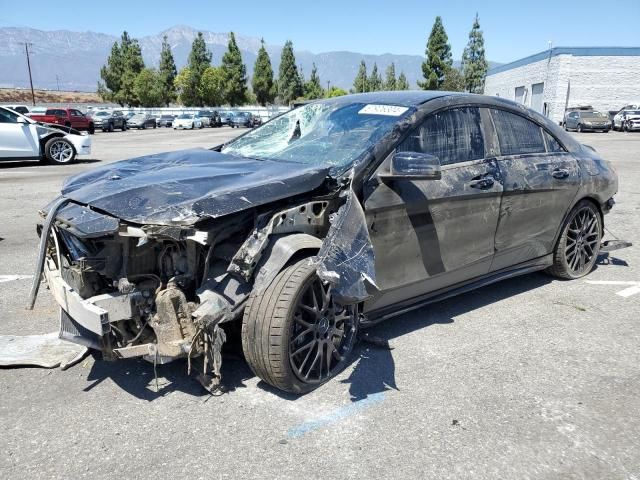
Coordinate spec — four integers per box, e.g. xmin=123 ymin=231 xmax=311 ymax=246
xmin=33 ymin=195 xmax=344 ymax=392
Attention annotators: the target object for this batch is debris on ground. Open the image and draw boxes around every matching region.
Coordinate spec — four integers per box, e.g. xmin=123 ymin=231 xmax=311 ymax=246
xmin=0 ymin=333 xmax=88 ymax=370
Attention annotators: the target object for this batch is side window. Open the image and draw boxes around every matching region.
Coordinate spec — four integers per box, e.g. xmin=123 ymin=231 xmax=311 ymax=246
xmin=490 ymin=109 xmax=545 ymax=156
xmin=71 ymin=110 xmax=83 ymax=117
xmin=398 ymin=107 xmax=485 ymax=166
xmin=543 ymin=131 xmax=565 ymax=153
xmin=0 ymin=108 xmax=19 ymax=123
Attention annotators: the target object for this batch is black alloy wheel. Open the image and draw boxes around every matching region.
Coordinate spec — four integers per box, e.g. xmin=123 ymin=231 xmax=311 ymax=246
xmin=242 ymin=258 xmax=358 ymax=394
xmin=548 ymin=200 xmax=601 ymax=279
xmin=288 ymin=275 xmax=357 ymax=385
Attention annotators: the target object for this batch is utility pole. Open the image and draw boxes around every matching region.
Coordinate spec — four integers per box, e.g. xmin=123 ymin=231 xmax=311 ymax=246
xmin=20 ymin=42 xmax=36 ymax=106
xmin=56 ymin=75 xmax=60 ymax=92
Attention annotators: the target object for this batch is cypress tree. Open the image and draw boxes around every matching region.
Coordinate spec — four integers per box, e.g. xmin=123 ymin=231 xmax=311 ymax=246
xmin=186 ymin=32 xmax=212 ymax=106
xmin=352 ymin=60 xmax=368 ymax=93
xmin=461 ymin=13 xmax=489 ymax=94
xmin=418 ymin=16 xmax=453 ymax=90
xmin=304 ymin=63 xmax=323 ymax=99
xmin=384 ymin=63 xmax=397 ymax=91
xmin=119 ymin=34 xmax=145 ymax=106
xmin=396 ymin=72 xmax=410 ymax=90
xmin=98 ymin=42 xmax=124 ymax=103
xmin=278 ymin=40 xmax=303 ymax=104
xmin=158 ymin=35 xmax=177 ymax=106
xmin=252 ymin=38 xmax=275 ymax=106
xmin=221 ymin=32 xmax=248 ymax=106
xmin=368 ymin=63 xmax=382 ymax=91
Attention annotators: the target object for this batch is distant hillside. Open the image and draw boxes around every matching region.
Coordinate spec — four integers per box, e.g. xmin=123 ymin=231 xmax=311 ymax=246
xmin=0 ymin=88 xmax=102 ymax=104
xmin=0 ymin=25 xmax=500 ymax=92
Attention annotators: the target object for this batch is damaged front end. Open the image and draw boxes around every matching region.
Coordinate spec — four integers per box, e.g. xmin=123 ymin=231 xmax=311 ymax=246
xmin=28 ymin=186 xmax=368 ymax=391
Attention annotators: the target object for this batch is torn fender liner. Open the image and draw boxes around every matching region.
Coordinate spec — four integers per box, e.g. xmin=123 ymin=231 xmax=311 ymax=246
xmin=56 ymin=149 xmax=330 ymax=226
xmin=0 ymin=333 xmax=88 ymax=370
xmin=314 ymin=185 xmax=378 ymax=304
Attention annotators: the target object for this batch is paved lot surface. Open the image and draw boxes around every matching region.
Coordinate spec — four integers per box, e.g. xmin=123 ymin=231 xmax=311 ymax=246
xmin=0 ymin=128 xmax=639 ymax=480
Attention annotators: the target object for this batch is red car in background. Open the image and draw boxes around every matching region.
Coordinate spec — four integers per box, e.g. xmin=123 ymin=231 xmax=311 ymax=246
xmin=29 ymin=108 xmax=95 ymax=134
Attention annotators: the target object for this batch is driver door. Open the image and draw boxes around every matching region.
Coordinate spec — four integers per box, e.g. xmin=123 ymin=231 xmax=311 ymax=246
xmin=0 ymin=108 xmax=39 ymax=159
xmin=362 ymin=106 xmax=503 ymax=312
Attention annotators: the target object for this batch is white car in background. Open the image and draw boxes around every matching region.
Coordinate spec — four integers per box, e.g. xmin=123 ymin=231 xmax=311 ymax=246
xmin=0 ymin=106 xmax=91 ymax=164
xmin=613 ymin=104 xmax=640 ymax=131
xmin=173 ymin=113 xmax=204 ymax=130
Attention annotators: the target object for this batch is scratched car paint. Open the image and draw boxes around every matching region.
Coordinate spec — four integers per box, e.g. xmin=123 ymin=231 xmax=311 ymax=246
xmin=29 ymin=92 xmax=618 ymax=395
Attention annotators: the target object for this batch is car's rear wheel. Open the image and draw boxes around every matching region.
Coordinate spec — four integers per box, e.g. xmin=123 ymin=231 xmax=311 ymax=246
xmin=242 ymin=258 xmax=358 ymax=394
xmin=44 ymin=137 xmax=76 ymax=165
xmin=88 ymin=123 xmax=95 ymax=134
xmin=108 ymin=123 xmax=114 ymax=132
xmin=577 ymin=124 xmax=584 ymax=132
xmin=547 ymin=200 xmax=601 ymax=280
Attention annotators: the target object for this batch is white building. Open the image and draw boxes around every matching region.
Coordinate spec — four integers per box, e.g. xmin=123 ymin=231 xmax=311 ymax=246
xmin=484 ymin=47 xmax=640 ymax=124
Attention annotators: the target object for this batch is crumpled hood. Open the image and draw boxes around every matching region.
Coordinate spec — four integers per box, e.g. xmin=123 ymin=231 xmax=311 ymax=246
xmin=60 ymin=148 xmax=330 ymax=226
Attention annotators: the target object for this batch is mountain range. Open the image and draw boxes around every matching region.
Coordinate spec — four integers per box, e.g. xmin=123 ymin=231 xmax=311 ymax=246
xmin=0 ymin=25 xmax=500 ymax=92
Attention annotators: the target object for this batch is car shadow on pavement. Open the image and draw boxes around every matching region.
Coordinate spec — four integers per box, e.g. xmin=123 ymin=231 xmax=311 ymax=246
xmin=339 ymin=272 xmax=554 ymax=402
xmin=0 ymin=159 xmax=101 ymax=169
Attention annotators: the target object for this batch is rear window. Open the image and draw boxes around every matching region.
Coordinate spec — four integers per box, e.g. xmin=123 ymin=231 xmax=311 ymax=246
xmin=46 ymin=109 xmax=66 ymax=116
xmin=490 ymin=109 xmax=545 ymax=156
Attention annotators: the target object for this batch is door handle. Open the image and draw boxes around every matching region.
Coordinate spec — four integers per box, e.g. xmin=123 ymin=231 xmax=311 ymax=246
xmin=469 ymin=176 xmax=495 ymax=189
xmin=552 ymin=168 xmax=569 ymax=179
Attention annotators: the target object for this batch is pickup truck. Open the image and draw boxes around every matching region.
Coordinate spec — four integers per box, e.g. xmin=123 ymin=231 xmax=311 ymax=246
xmin=29 ymin=108 xmax=95 ymax=134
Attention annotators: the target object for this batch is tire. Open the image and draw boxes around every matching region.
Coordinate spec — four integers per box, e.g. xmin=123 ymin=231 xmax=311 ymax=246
xmin=108 ymin=122 xmax=114 ymax=132
xmin=577 ymin=124 xmax=583 ymax=133
xmin=44 ymin=137 xmax=76 ymax=165
xmin=191 ymin=123 xmax=194 ymax=130
xmin=122 ymin=123 xmax=127 ymax=131
xmin=547 ymin=200 xmax=602 ymax=280
xmin=88 ymin=123 xmax=95 ymax=135
xmin=623 ymin=122 xmax=629 ymax=132
xmin=242 ymin=258 xmax=358 ymax=394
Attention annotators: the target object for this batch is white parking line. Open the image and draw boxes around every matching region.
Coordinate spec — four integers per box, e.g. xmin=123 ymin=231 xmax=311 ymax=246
xmin=0 ymin=275 xmax=33 ymax=283
xmin=585 ymin=280 xmax=640 ymax=298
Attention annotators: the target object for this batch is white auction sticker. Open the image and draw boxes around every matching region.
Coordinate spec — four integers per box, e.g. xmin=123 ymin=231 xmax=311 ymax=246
xmin=358 ymin=104 xmax=409 ymax=116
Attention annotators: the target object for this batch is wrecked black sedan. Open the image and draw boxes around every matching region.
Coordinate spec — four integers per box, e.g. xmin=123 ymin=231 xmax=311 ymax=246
xmin=29 ymin=92 xmax=618 ymax=394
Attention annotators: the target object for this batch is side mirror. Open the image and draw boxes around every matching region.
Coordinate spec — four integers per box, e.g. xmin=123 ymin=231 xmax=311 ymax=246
xmin=384 ymin=151 xmax=442 ymax=180
xmin=16 ymin=116 xmax=27 ymax=124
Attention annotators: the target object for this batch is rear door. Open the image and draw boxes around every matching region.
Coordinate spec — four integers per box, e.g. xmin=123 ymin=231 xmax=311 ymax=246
xmin=363 ymin=106 xmax=503 ymax=312
xmin=487 ymin=108 xmax=581 ymax=271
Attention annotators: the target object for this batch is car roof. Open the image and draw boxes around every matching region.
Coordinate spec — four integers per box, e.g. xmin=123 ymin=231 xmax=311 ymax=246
xmin=324 ymin=90 xmax=461 ymax=107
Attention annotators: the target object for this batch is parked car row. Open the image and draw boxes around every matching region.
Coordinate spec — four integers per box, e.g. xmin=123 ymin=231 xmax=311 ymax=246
xmin=561 ymin=102 xmax=640 ymax=133
xmin=2 ymin=105 xmax=269 ymax=135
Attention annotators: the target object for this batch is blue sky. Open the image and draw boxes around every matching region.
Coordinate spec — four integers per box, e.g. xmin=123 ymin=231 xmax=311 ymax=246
xmin=0 ymin=0 xmax=638 ymax=62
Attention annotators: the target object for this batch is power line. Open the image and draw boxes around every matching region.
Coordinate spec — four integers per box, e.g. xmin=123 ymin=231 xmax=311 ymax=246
xmin=19 ymin=42 xmax=36 ymax=106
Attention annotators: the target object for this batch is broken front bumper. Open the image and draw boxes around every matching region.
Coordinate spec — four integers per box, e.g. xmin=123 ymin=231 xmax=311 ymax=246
xmin=43 ymin=258 xmax=140 ymax=351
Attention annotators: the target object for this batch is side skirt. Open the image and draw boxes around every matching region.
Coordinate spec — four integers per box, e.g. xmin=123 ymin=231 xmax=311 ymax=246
xmin=362 ymin=254 xmax=553 ymax=326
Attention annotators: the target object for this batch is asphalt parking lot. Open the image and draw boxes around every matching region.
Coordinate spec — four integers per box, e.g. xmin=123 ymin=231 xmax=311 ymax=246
xmin=1 ymin=127 xmax=639 ymax=479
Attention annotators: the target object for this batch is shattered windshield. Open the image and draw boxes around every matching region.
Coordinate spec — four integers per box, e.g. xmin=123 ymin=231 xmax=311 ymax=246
xmin=221 ymin=102 xmax=412 ymax=172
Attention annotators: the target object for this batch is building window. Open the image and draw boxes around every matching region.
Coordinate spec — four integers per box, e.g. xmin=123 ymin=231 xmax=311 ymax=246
xmin=515 ymin=86 xmax=525 ymax=104
xmin=531 ymin=82 xmax=544 ymax=113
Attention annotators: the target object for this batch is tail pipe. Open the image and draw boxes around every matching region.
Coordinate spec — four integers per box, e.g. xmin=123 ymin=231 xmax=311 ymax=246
xmin=26 ymin=197 xmax=69 ymax=310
